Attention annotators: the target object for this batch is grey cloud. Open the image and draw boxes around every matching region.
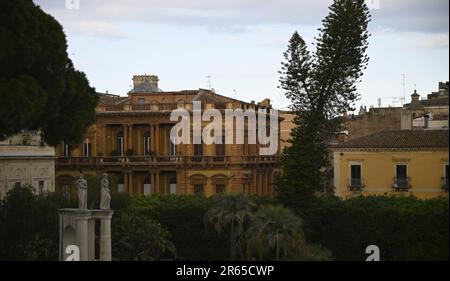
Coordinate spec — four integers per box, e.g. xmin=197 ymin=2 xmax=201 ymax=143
xmin=34 ymin=0 xmax=449 ymax=35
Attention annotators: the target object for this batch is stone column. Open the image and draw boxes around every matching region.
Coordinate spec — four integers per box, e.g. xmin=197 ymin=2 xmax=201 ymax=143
xmin=150 ymin=125 xmax=155 ymax=153
xmin=155 ymin=124 xmax=160 ymax=155
xmin=88 ymin=219 xmax=95 ymax=260
xmin=155 ymin=172 xmax=160 ymax=193
xmin=150 ymin=172 xmax=155 ymax=194
xmin=100 ymin=215 xmax=112 ymax=261
xmin=129 ymin=171 xmax=134 ymax=194
xmin=76 ymin=215 xmax=89 ymax=261
xmin=129 ymin=124 xmax=134 ymax=151
xmin=124 ymin=173 xmax=129 ymax=193
xmin=123 ymin=125 xmax=128 ymax=156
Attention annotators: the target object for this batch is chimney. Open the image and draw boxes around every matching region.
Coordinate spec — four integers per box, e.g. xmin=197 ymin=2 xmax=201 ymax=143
xmin=411 ymin=90 xmax=420 ymax=104
xmin=132 ymin=75 xmax=159 ymax=90
xmin=336 ymin=131 xmax=349 ymax=143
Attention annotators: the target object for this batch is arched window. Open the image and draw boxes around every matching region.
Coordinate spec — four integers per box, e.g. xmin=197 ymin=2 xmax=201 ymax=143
xmin=211 ymin=174 xmax=229 ymax=194
xmin=190 ymin=174 xmax=207 ymax=196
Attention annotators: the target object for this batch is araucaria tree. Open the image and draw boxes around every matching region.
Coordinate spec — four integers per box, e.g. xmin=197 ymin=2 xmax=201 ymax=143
xmin=277 ymin=0 xmax=371 ymax=210
xmin=0 ymin=0 xmax=98 ymax=146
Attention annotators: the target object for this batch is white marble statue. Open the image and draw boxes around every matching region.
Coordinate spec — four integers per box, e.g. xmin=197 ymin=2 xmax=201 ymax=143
xmin=76 ymin=173 xmax=88 ymax=210
xmin=100 ymin=173 xmax=111 ymax=210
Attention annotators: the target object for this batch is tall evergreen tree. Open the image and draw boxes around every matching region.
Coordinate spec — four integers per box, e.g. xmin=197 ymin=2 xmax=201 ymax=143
xmin=277 ymin=0 xmax=371 ymax=211
xmin=0 ymin=0 xmax=98 ymax=146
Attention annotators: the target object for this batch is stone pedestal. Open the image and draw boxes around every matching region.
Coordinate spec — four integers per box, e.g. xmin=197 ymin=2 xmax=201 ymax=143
xmin=59 ymin=209 xmax=114 ymax=261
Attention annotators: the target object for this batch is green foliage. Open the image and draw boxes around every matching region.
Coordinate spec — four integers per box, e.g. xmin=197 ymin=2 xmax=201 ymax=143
xmin=0 ymin=0 xmax=98 ymax=145
xmin=1 ymin=187 xmax=446 ymax=261
xmin=304 ymin=195 xmax=449 ymax=261
xmin=155 ymin=195 xmax=229 ymax=260
xmin=205 ymin=193 xmax=255 ymax=260
xmin=277 ymin=0 xmax=371 ymax=211
xmin=0 ymin=187 xmax=67 ymax=260
xmin=245 ymin=205 xmax=307 ymax=261
xmin=112 ymin=212 xmax=176 ymax=261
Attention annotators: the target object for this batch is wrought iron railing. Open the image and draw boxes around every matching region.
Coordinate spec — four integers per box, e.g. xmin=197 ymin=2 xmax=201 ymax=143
xmin=393 ymin=177 xmax=411 ymax=191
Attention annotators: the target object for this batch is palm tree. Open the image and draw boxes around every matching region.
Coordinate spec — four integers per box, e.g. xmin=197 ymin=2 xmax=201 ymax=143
xmin=245 ymin=205 xmax=307 ymax=261
xmin=204 ymin=193 xmax=255 ymax=260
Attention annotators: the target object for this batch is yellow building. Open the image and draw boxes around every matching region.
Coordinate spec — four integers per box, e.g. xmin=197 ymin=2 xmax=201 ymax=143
xmin=55 ymin=75 xmax=282 ymax=197
xmin=332 ymin=130 xmax=449 ymax=199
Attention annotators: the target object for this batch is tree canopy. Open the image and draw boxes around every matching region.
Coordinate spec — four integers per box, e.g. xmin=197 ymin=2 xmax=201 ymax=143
xmin=277 ymin=0 xmax=371 ymax=210
xmin=0 ymin=0 xmax=98 ymax=145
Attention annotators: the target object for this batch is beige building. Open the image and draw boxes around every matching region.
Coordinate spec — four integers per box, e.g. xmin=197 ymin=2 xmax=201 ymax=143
xmin=332 ymin=130 xmax=449 ymax=199
xmin=0 ymin=131 xmax=56 ymax=199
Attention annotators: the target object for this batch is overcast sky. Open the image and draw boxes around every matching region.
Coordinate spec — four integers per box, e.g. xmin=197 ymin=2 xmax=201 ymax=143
xmin=34 ymin=0 xmax=449 ymax=110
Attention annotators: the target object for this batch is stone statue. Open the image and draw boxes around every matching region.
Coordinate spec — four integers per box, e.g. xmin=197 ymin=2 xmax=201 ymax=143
xmin=100 ymin=173 xmax=111 ymax=210
xmin=76 ymin=173 xmax=88 ymax=210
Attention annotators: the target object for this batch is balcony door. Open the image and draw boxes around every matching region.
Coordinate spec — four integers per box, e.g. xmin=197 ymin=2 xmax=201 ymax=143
xmin=144 ymin=131 xmax=151 ymax=155
xmin=395 ymin=164 xmax=408 ymax=189
xmin=396 ymin=164 xmax=408 ymax=179
xmin=83 ymin=139 xmax=92 ymax=157
xmin=350 ymin=164 xmax=362 ymax=188
xmin=117 ymin=134 xmax=124 ymax=156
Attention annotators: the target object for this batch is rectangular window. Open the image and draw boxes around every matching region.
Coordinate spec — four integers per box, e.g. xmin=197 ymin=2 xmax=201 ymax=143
xmin=138 ymin=98 xmax=145 ymax=110
xmin=63 ymin=185 xmax=70 ymax=200
xmin=169 ymin=136 xmax=176 ymax=156
xmin=83 ymin=141 xmax=91 ymax=157
xmin=396 ymin=164 xmax=408 ymax=179
xmin=14 ymin=182 xmax=21 ymax=189
xmin=193 ymin=143 xmax=203 ymax=162
xmin=169 ymin=176 xmax=177 ymax=194
xmin=194 ymin=143 xmax=203 ymax=156
xmin=215 ymin=184 xmax=226 ymax=194
xmin=117 ymin=137 xmax=124 ymax=156
xmin=61 ymin=141 xmax=70 ymax=157
xmin=350 ymin=164 xmax=362 ymax=188
xmin=194 ymin=184 xmax=204 ymax=196
xmin=38 ymin=180 xmax=45 ymax=195
xmin=395 ymin=164 xmax=409 ymax=189
xmin=144 ymin=136 xmax=151 ymax=155
xmin=445 ymin=164 xmax=449 ymax=180
xmin=144 ymin=184 xmax=151 ymax=196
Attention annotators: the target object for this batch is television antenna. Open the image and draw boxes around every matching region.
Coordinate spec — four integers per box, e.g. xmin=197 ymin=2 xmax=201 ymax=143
xmin=205 ymin=75 xmax=212 ymax=90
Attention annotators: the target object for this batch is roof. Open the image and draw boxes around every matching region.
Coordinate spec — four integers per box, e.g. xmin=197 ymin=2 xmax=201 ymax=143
xmin=97 ymin=93 xmax=128 ymax=106
xmin=129 ymin=80 xmax=162 ymax=94
xmin=333 ymin=130 xmax=449 ymax=149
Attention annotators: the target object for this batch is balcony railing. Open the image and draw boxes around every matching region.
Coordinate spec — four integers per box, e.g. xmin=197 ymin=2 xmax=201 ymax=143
xmin=103 ymin=103 xmax=180 ymax=112
xmin=393 ymin=177 xmax=411 ymax=191
xmin=56 ymin=155 xmax=280 ymax=168
xmin=348 ymin=178 xmax=365 ymax=191
xmin=104 ymin=105 xmax=125 ymax=111
xmin=442 ymin=177 xmax=449 ymax=192
xmin=132 ymin=103 xmax=178 ymax=111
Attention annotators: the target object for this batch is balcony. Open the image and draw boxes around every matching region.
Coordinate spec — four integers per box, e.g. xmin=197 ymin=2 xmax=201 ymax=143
xmin=56 ymin=155 xmax=281 ymax=169
xmin=393 ymin=177 xmax=411 ymax=191
xmin=131 ymin=103 xmax=178 ymax=111
xmin=348 ymin=178 xmax=365 ymax=191
xmin=442 ymin=177 xmax=449 ymax=192
xmin=103 ymin=103 xmax=179 ymax=112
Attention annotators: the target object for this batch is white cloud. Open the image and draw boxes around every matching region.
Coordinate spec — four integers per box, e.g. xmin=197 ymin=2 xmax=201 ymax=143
xmin=414 ymin=33 xmax=449 ymax=49
xmin=66 ymin=20 xmax=127 ymax=39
